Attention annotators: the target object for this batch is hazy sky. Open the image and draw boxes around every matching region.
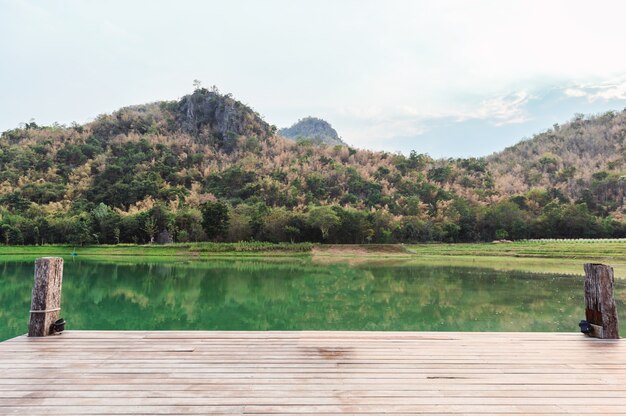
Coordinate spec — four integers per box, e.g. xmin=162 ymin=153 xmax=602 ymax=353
xmin=1 ymin=0 xmax=626 ymax=157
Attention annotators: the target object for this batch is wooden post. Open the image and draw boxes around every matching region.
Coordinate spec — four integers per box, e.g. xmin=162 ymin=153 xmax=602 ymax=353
xmin=584 ymin=263 xmax=619 ymax=339
xmin=28 ymin=257 xmax=64 ymax=337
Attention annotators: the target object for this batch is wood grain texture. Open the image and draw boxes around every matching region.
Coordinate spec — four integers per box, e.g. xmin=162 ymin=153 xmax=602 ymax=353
xmin=0 ymin=331 xmax=625 ymax=415
xmin=584 ymin=263 xmax=620 ymax=339
xmin=28 ymin=257 xmax=64 ymax=337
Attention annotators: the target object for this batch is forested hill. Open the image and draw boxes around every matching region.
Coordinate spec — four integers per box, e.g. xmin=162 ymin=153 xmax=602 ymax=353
xmin=488 ymin=111 xmax=625 ymax=216
xmin=0 ymin=88 xmax=624 ymax=245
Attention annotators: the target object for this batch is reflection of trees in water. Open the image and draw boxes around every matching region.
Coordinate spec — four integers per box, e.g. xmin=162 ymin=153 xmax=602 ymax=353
xmin=1 ymin=259 xmax=622 ymax=341
xmin=0 ymin=262 xmax=34 ymax=340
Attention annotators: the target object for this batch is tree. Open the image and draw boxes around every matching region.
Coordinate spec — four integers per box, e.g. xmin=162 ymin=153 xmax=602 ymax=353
xmin=331 ymin=206 xmax=371 ymax=244
xmin=394 ymin=216 xmax=426 ymax=243
xmin=427 ymin=164 xmax=453 ymax=183
xmin=174 ymin=207 xmax=205 ymax=242
xmin=307 ymin=206 xmax=339 ymax=240
xmin=66 ymin=214 xmax=93 ymax=246
xmin=143 ymin=217 xmax=158 ymax=244
xmin=0 ymin=224 xmax=15 ymax=245
xmin=201 ymin=200 xmax=229 ymax=241
xmin=91 ymin=203 xmax=120 ymax=244
xmin=226 ymin=205 xmax=253 ymax=242
xmin=480 ymin=200 xmax=529 ymax=241
xmin=538 ymin=202 xmax=601 ymax=238
xmin=149 ymin=203 xmax=173 ymax=234
xmin=262 ymin=208 xmax=292 ymax=242
xmin=118 ymin=213 xmax=145 ymax=244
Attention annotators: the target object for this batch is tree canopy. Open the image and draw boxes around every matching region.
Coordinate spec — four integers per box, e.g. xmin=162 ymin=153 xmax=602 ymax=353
xmin=0 ymin=89 xmax=623 ymax=245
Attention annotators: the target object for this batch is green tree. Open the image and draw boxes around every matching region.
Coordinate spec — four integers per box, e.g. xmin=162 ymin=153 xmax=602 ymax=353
xmin=149 ymin=203 xmax=173 ymax=234
xmin=174 ymin=207 xmax=205 ymax=242
xmin=66 ymin=214 xmax=93 ymax=246
xmin=226 ymin=205 xmax=253 ymax=242
xmin=91 ymin=203 xmax=120 ymax=244
xmin=262 ymin=208 xmax=292 ymax=243
xmin=0 ymin=224 xmax=15 ymax=245
xmin=307 ymin=206 xmax=340 ymax=240
xmin=143 ymin=217 xmax=158 ymax=243
xmin=480 ymin=201 xmax=528 ymax=241
xmin=201 ymin=200 xmax=230 ymax=241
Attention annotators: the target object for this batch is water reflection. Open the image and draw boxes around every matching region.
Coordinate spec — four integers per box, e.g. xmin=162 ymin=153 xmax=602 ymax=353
xmin=1 ymin=258 xmax=623 ymax=340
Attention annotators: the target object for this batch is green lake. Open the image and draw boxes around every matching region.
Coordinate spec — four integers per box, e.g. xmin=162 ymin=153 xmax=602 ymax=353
xmin=1 ymin=257 xmax=624 ymax=341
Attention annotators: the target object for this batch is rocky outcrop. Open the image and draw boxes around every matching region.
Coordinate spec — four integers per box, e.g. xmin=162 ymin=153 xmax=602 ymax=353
xmin=177 ymin=88 xmax=274 ymax=148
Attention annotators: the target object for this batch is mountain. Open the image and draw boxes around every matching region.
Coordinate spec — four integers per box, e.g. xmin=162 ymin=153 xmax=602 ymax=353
xmin=279 ymin=117 xmax=345 ymax=145
xmin=488 ymin=111 xmax=625 ymax=216
xmin=0 ymin=88 xmax=624 ymax=245
xmin=89 ymin=87 xmax=275 ymax=153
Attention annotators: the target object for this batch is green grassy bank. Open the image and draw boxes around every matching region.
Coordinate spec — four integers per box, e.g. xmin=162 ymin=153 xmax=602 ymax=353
xmin=0 ymin=240 xmax=624 ymax=259
xmin=0 ymin=242 xmax=314 ymax=258
xmin=314 ymin=240 xmax=626 ymax=277
xmin=0 ymin=240 xmax=624 ymax=277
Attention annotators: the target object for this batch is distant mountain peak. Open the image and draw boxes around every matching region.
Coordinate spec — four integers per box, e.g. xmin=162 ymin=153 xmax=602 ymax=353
xmin=177 ymin=88 xmax=273 ymax=140
xmin=279 ymin=117 xmax=345 ymax=145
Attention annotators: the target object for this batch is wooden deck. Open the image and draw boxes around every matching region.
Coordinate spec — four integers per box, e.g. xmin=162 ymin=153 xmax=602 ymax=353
xmin=0 ymin=331 xmax=625 ymax=415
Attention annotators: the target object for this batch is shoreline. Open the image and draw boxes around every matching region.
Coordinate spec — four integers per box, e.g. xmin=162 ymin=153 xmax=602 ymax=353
xmin=0 ymin=240 xmax=624 ymax=259
xmin=0 ymin=241 xmax=624 ymax=277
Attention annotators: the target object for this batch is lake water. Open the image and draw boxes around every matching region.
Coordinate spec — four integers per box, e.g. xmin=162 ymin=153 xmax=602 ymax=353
xmin=1 ymin=257 xmax=624 ymax=341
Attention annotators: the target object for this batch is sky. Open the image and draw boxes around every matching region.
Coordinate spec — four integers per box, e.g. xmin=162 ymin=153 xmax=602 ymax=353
xmin=1 ymin=0 xmax=626 ymax=158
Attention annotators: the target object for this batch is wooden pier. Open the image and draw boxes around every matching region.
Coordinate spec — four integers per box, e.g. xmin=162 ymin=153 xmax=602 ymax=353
xmin=1 ymin=330 xmax=625 ymax=415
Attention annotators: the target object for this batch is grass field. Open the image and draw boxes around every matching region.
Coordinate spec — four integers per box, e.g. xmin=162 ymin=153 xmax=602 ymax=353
xmin=0 ymin=240 xmax=623 ymax=260
xmin=0 ymin=242 xmax=313 ymax=258
xmin=0 ymin=240 xmax=624 ymax=277
xmin=407 ymin=240 xmax=626 ymax=260
xmin=316 ymin=241 xmax=626 ymax=277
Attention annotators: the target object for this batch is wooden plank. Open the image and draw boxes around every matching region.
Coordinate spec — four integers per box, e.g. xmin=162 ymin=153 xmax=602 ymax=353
xmin=5 ymin=396 xmax=626 ymax=406
xmin=5 ymin=404 xmax=626 ymax=415
xmin=0 ymin=331 xmax=625 ymax=415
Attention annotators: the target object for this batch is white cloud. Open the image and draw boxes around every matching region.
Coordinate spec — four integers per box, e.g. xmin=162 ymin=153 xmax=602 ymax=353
xmin=563 ymin=79 xmax=626 ymax=102
xmin=564 ymin=88 xmax=588 ymax=98
xmin=336 ymin=105 xmax=428 ymax=143
xmin=590 ymin=83 xmax=626 ymax=101
xmin=455 ymin=92 xmax=531 ymax=126
xmin=335 ymin=90 xmax=532 ymax=148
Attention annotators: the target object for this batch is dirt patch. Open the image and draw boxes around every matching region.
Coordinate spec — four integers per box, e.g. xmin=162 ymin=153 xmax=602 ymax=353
xmin=312 ymin=244 xmax=410 ymax=256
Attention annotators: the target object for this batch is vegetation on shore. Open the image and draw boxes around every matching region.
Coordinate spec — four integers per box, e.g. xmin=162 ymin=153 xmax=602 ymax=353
xmin=1 ymin=240 xmax=625 ymax=277
xmin=0 ymin=241 xmax=313 ymax=258
xmin=0 ymin=240 xmax=623 ymax=259
xmin=0 ymin=88 xmax=624 ymax=246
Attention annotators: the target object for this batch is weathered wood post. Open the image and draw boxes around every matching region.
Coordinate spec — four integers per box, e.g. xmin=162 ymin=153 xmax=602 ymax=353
xmin=28 ymin=257 xmax=64 ymax=337
xmin=583 ymin=263 xmax=619 ymax=339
